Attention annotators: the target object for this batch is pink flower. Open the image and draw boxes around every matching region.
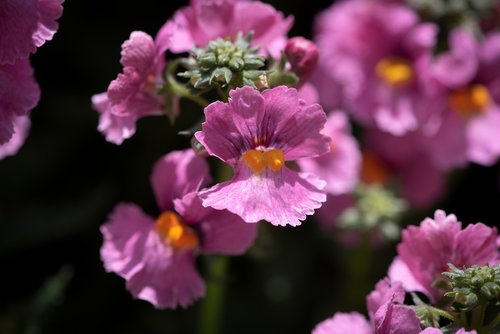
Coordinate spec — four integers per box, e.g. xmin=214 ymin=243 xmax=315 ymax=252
xmin=389 ymin=210 xmax=499 ymax=301
xmin=195 ymin=85 xmax=330 ymax=226
xmin=314 ymin=0 xmax=440 ymax=136
xmin=366 ymin=278 xmax=405 ymax=323
xmin=426 ymin=29 xmax=500 ymax=168
xmin=285 ymin=37 xmax=319 ymax=84
xmin=167 ymin=0 xmax=293 ymax=58
xmin=91 ymin=27 xmax=174 ymax=144
xmin=0 ymin=0 xmax=63 ymax=64
xmin=100 ymin=150 xmax=257 ymax=308
xmin=0 ymin=115 xmax=30 ymax=159
xmin=0 ymin=59 xmax=40 ymax=145
xmin=297 ymin=111 xmax=361 ymax=196
xmin=312 ymin=312 xmax=371 ymax=334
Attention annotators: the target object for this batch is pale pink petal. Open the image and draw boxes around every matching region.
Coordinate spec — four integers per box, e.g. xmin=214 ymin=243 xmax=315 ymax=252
xmin=151 ymin=150 xmax=211 ymax=211
xmin=32 ymin=0 xmax=64 ymax=48
xmin=374 ymin=300 xmax=421 ymax=334
xmin=312 ymin=312 xmax=371 ymax=334
xmin=454 ymin=223 xmax=498 ymax=266
xmin=199 ymin=165 xmax=326 ymax=226
xmin=388 ymin=257 xmax=427 ymax=295
xmin=0 ymin=115 xmax=30 ymax=159
xmin=419 ymin=329 xmax=442 ymax=334
xmin=298 ymin=83 xmax=319 ymax=104
xmin=455 ymin=329 xmax=477 ymax=334
xmin=193 ymin=0 xmax=234 ymax=40
xmin=466 ymin=106 xmax=500 ymax=166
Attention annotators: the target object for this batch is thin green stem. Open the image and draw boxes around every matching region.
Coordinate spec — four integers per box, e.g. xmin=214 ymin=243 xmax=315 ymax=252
xmin=197 ymin=256 xmax=229 ymax=334
xmin=471 ymin=298 xmax=488 ymax=330
xmin=165 ymin=59 xmax=210 ymax=108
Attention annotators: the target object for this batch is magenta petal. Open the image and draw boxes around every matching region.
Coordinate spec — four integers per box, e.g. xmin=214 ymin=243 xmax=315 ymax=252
xmin=420 ymin=329 xmax=443 ymax=334
xmin=466 ymin=107 xmax=500 ymax=166
xmin=366 ymin=278 xmax=405 ymax=322
xmin=119 ymin=31 xmax=157 ymax=74
xmin=455 ymin=223 xmax=498 ymax=266
xmin=151 ymin=150 xmax=211 ymax=211
xmin=32 ymin=0 xmax=64 ymax=48
xmin=199 ymin=165 xmax=326 ymax=226
xmin=388 ymin=257 xmax=427 ymax=295
xmin=193 ymin=0 xmax=234 ymax=39
xmin=0 ymin=115 xmax=30 ymax=159
xmin=312 ymin=312 xmax=371 ymax=334
xmin=374 ymin=300 xmax=421 ymax=334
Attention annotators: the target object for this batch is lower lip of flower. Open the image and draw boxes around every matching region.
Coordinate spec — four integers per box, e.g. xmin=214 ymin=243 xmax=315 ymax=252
xmin=241 ymin=148 xmax=285 ymax=174
xmin=375 ymin=57 xmax=413 ymax=86
xmin=448 ymin=84 xmax=491 ymax=117
xmin=155 ymin=211 xmax=199 ymax=249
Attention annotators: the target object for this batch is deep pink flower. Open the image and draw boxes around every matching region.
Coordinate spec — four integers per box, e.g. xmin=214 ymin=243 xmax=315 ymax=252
xmin=426 ymin=29 xmax=500 ymax=168
xmin=167 ymin=0 xmax=293 ymax=58
xmin=0 ymin=59 xmax=40 ymax=145
xmin=91 ymin=27 xmax=174 ymax=144
xmin=298 ymin=111 xmax=361 ymax=196
xmin=0 ymin=0 xmax=63 ymax=64
xmin=312 ymin=312 xmax=371 ymax=334
xmin=366 ymin=278 xmax=405 ymax=323
xmin=100 ymin=150 xmax=257 ymax=308
xmin=0 ymin=116 xmax=30 ymax=159
xmin=285 ymin=37 xmax=319 ymax=84
xmin=195 ymin=85 xmax=330 ymax=226
xmin=314 ymin=0 xmax=440 ymax=136
xmin=389 ymin=210 xmax=499 ymax=301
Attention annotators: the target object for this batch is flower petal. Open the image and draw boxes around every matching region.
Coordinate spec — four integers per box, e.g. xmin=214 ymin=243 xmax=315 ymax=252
xmin=312 ymin=312 xmax=371 ymax=334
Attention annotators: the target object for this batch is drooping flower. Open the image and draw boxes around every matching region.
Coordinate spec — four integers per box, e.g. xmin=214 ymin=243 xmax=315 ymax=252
xmin=313 ymin=0 xmax=440 ymax=136
xmin=426 ymin=29 xmax=500 ymax=169
xmin=91 ymin=26 xmax=174 ymax=144
xmin=0 ymin=0 xmax=64 ymax=64
xmin=0 ymin=59 xmax=40 ymax=145
xmin=389 ymin=210 xmax=499 ymax=301
xmin=100 ymin=149 xmax=257 ymax=308
xmin=195 ymin=85 xmax=330 ymax=226
xmin=167 ymin=0 xmax=293 ymax=58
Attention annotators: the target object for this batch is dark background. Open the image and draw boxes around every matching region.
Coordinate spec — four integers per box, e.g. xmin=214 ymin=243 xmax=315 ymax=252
xmin=1 ymin=1 xmax=500 ymax=333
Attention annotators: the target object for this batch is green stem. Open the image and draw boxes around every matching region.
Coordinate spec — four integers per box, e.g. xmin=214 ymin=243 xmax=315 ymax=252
xmin=166 ymin=59 xmax=209 ymax=108
xmin=471 ymin=298 xmax=488 ymax=330
xmin=197 ymin=256 xmax=229 ymax=334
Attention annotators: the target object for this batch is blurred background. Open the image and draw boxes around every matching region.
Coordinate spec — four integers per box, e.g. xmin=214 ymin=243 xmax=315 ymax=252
xmin=1 ymin=0 xmax=500 ymax=333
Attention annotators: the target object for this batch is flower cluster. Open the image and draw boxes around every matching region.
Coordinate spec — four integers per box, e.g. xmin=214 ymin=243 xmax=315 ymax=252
xmin=0 ymin=0 xmax=63 ymax=158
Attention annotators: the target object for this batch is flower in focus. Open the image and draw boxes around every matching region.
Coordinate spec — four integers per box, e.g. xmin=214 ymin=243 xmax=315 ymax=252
xmin=100 ymin=150 xmax=257 ymax=308
xmin=389 ymin=209 xmax=499 ymax=301
xmin=195 ymin=85 xmax=330 ymax=226
xmin=91 ymin=27 xmax=174 ymax=144
xmin=314 ymin=0 xmax=440 ymax=135
xmin=167 ymin=0 xmax=293 ymax=58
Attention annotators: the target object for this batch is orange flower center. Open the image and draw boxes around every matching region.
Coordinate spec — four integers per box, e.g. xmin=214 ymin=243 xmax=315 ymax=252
xmin=375 ymin=57 xmax=413 ymax=86
xmin=155 ymin=211 xmax=199 ymax=250
xmin=361 ymin=151 xmax=390 ymax=185
xmin=448 ymin=84 xmax=490 ymax=118
xmin=242 ymin=148 xmax=285 ymax=174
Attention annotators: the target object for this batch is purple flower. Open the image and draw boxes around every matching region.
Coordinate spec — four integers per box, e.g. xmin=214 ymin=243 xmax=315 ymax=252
xmin=195 ymin=85 xmax=330 ymax=226
xmin=426 ymin=29 xmax=500 ymax=168
xmin=166 ymin=0 xmax=293 ymax=58
xmin=91 ymin=27 xmax=174 ymax=144
xmin=312 ymin=312 xmax=371 ymax=334
xmin=0 ymin=0 xmax=63 ymax=64
xmin=297 ymin=111 xmax=361 ymax=196
xmin=314 ymin=0 xmax=440 ymax=136
xmin=0 ymin=59 xmax=40 ymax=145
xmin=389 ymin=210 xmax=499 ymax=301
xmin=100 ymin=150 xmax=257 ymax=308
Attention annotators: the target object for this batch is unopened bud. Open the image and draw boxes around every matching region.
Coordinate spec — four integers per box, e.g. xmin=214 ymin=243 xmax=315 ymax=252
xmin=284 ymin=37 xmax=319 ymax=84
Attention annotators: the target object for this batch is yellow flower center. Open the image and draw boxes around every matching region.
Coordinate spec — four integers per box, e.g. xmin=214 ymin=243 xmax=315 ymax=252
xmin=448 ymin=84 xmax=490 ymax=118
xmin=155 ymin=211 xmax=199 ymax=250
xmin=242 ymin=148 xmax=285 ymax=174
xmin=375 ymin=57 xmax=413 ymax=86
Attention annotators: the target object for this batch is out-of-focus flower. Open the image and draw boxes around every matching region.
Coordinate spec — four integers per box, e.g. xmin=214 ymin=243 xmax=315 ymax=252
xmin=0 ymin=0 xmax=64 ymax=64
xmin=167 ymin=0 xmax=293 ymax=58
xmin=312 ymin=312 xmax=371 ymax=334
xmin=0 ymin=116 xmax=30 ymax=159
xmin=297 ymin=112 xmax=361 ymax=196
xmin=389 ymin=210 xmax=499 ymax=301
xmin=427 ymin=29 xmax=500 ymax=169
xmin=285 ymin=37 xmax=319 ymax=85
xmin=314 ymin=0 xmax=440 ymax=136
xmin=0 ymin=59 xmax=40 ymax=146
xmin=195 ymin=85 xmax=329 ymax=226
xmin=100 ymin=150 xmax=257 ymax=308
xmin=91 ymin=28 xmax=174 ymax=144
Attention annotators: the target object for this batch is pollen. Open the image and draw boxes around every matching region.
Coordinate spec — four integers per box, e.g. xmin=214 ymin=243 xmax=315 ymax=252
xmin=155 ymin=211 xmax=199 ymax=250
xmin=449 ymin=84 xmax=490 ymax=118
xmin=242 ymin=148 xmax=285 ymax=174
xmin=375 ymin=57 xmax=413 ymax=86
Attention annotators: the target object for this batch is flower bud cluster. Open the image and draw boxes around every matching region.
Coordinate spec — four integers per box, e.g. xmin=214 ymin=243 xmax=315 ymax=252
xmin=179 ymin=33 xmax=267 ymax=89
xmin=444 ymin=264 xmax=500 ymax=311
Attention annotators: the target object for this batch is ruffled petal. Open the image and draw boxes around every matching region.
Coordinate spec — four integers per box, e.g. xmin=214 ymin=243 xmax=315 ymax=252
xmin=454 ymin=223 xmax=498 ymax=266
xmin=374 ymin=299 xmax=421 ymax=334
xmin=119 ymin=31 xmax=157 ymax=74
xmin=33 ymin=0 xmax=64 ymax=48
xmin=151 ymin=150 xmax=212 ymax=211
xmin=199 ymin=165 xmax=326 ymax=226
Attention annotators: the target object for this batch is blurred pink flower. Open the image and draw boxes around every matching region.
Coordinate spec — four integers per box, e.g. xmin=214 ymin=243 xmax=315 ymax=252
xmin=91 ymin=27 xmax=174 ymax=144
xmin=0 ymin=0 xmax=63 ymax=64
xmin=0 ymin=116 xmax=30 ymax=159
xmin=312 ymin=312 xmax=371 ymax=334
xmin=195 ymin=86 xmax=329 ymax=226
xmin=166 ymin=0 xmax=293 ymax=58
xmin=389 ymin=210 xmax=499 ymax=301
xmin=314 ymin=0 xmax=440 ymax=136
xmin=100 ymin=150 xmax=257 ymax=308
